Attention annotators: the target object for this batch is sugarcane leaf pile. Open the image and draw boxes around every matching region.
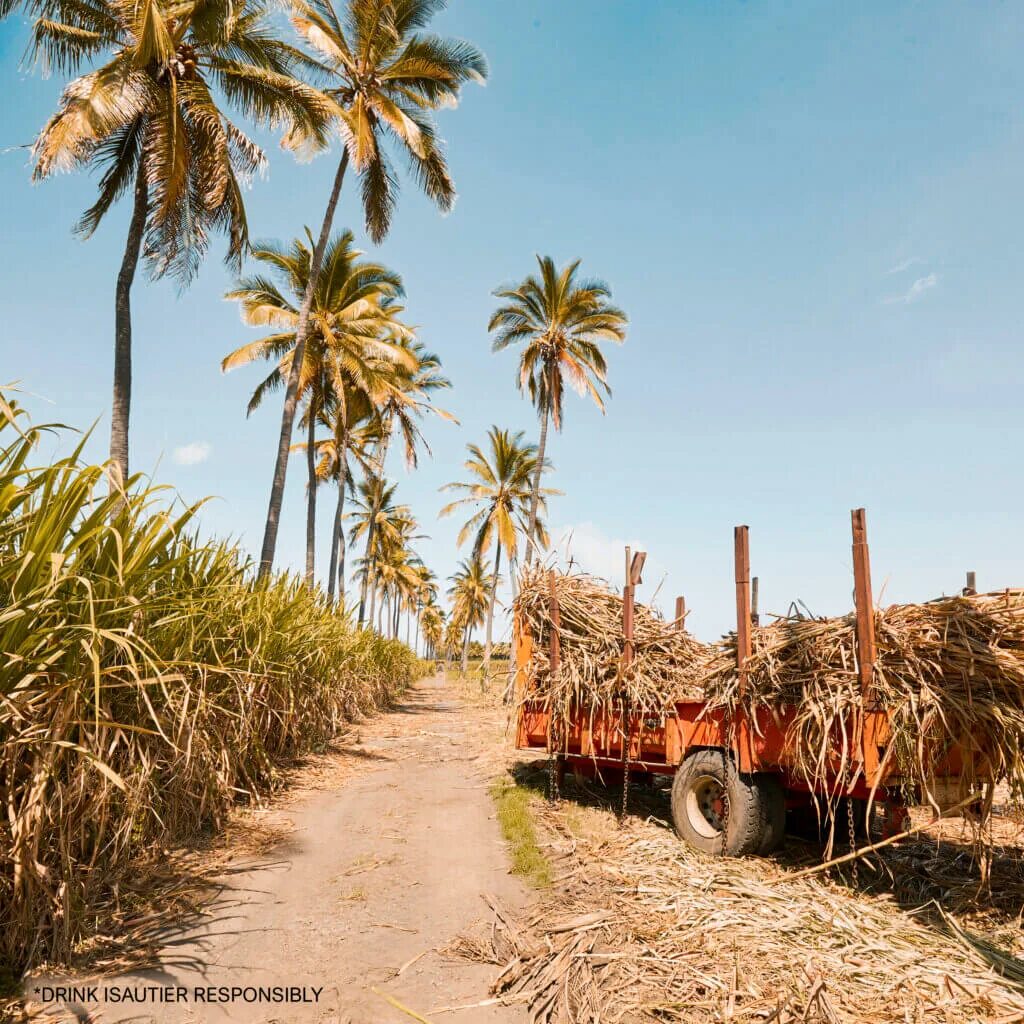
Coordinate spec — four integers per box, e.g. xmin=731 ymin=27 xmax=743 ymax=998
xmin=513 ymin=565 xmax=709 ymax=719
xmin=703 ymin=592 xmax=1024 ymax=812
xmin=517 ymin=566 xmax=1024 ymax=822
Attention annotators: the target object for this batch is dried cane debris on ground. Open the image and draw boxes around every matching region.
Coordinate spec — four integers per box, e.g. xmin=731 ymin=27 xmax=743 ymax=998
xmin=454 ymin=768 xmax=1024 ymax=1024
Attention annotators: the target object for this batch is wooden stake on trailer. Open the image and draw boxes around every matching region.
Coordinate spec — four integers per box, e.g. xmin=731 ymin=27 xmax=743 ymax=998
xmin=623 ymin=547 xmax=634 ymax=672
xmin=964 ymin=571 xmax=977 ymax=596
xmin=733 ymin=526 xmax=756 ymax=771
xmin=851 ymin=509 xmax=876 ymax=705
xmin=734 ymin=527 xmax=752 ymax=699
xmin=621 ymin=548 xmax=647 ymax=671
xmin=547 ymin=569 xmax=561 ymax=679
xmin=547 ymin=569 xmax=561 ymax=764
xmin=619 ymin=548 xmax=646 ymax=819
xmin=751 ymin=576 xmax=760 ymax=627
xmin=851 ymin=508 xmax=880 ymax=784
xmin=674 ymin=595 xmax=687 ymax=631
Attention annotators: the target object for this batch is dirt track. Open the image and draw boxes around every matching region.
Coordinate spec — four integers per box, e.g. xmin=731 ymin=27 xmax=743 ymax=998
xmin=31 ymin=674 xmax=527 ymax=1024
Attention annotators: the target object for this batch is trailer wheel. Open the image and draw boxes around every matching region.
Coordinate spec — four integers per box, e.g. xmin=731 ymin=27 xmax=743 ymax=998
xmin=670 ymin=750 xmax=764 ymax=856
xmin=756 ymin=774 xmax=786 ymax=854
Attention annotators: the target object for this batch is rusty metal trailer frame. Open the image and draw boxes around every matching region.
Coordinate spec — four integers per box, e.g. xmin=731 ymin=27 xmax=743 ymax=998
xmin=514 ymin=508 xmax=977 ymax=817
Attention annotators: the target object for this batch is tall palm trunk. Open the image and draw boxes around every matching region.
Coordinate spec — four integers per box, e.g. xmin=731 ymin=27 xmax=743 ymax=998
xmin=326 ymin=402 xmax=350 ymax=605
xmin=327 ymin=480 xmax=343 ymax=604
xmin=304 ymin=406 xmax=317 ymax=585
xmin=358 ymin=528 xmax=374 ymax=624
xmin=461 ymin=624 xmax=472 ymax=675
xmin=393 ymin=599 xmax=400 ymax=639
xmin=482 ymin=541 xmax=502 ymax=680
xmin=337 ymin=519 xmax=347 ymax=606
xmin=358 ymin=425 xmax=393 ymax=622
xmin=110 ymin=165 xmax=148 ymax=487
xmin=367 ymin=566 xmax=380 ymax=631
xmin=525 ymin=389 xmax=551 ymax=565
xmin=326 ymin=469 xmax=347 ymax=606
xmin=258 ymin=151 xmax=349 ymax=578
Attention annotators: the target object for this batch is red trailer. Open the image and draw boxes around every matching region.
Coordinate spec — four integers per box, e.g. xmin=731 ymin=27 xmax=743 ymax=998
xmin=514 ymin=510 xmax=985 ymax=856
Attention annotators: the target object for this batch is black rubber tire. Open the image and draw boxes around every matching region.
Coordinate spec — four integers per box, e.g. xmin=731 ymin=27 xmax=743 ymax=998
xmin=756 ymin=774 xmax=786 ymax=854
xmin=670 ymin=749 xmax=765 ymax=856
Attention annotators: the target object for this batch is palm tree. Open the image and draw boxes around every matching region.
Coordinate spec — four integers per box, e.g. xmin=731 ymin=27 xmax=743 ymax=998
xmin=489 ymin=256 xmax=628 ymax=563
xmin=349 ymin=477 xmax=420 ymax=631
xmin=410 ymin=564 xmax=438 ymax=653
xmin=18 ymin=0 xmax=330 ymax=485
xmin=257 ymin=0 xmax=487 ymax=578
xmin=374 ymin=542 xmax=420 ymax=638
xmin=376 ymin=343 xmax=455 ymax=468
xmin=313 ymin=393 xmax=380 ymax=604
xmin=223 ymin=231 xmax=409 ymax=584
xmin=441 ymin=614 xmax=462 ymax=674
xmin=440 ymin=427 xmax=556 ymax=679
xmin=448 ymin=555 xmax=489 ymax=675
xmin=421 ymin=602 xmax=443 ymax=659
xmin=356 ymin=342 xmax=453 ymax=626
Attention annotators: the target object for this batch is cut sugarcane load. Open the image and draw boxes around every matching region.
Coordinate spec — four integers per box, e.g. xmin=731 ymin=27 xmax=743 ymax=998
xmin=512 ymin=511 xmax=1024 ymax=856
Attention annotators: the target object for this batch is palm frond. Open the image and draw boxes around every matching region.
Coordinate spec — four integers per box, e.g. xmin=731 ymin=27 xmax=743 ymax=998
xmin=75 ymin=115 xmax=144 ymax=236
xmin=33 ymin=61 xmax=155 ymax=178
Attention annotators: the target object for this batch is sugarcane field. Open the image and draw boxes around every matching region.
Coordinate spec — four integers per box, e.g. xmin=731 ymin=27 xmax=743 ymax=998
xmin=2 ymin=2 xmax=1024 ymax=1023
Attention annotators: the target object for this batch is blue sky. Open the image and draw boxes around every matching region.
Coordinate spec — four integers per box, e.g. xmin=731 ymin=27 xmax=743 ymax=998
xmin=2 ymin=1 xmax=1023 ymax=642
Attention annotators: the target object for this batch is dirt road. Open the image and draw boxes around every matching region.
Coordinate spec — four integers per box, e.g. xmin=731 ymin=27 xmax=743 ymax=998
xmin=33 ymin=674 xmax=527 ymax=1024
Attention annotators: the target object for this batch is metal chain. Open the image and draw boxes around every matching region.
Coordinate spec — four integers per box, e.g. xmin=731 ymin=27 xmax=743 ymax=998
xmin=547 ymin=710 xmax=561 ymax=804
xmin=619 ymin=716 xmax=631 ymax=826
xmin=718 ymin=693 xmax=735 ymax=855
xmin=846 ymin=795 xmax=859 ymax=886
xmin=720 ymin=747 xmax=731 ymax=854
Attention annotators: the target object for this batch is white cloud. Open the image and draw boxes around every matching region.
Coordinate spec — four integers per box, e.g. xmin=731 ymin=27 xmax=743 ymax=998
xmin=887 ymin=256 xmax=922 ymax=274
xmin=549 ymin=521 xmax=648 ymax=588
xmin=173 ymin=441 xmax=211 ymax=466
xmin=886 ymin=272 xmax=938 ymax=305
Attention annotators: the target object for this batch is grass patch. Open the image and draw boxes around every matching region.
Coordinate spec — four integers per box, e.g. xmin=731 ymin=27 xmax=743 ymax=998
xmin=490 ymin=777 xmax=552 ymax=888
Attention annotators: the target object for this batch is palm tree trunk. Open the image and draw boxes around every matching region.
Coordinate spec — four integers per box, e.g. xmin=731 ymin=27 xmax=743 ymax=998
xmin=394 ymin=600 xmax=400 ymax=640
xmin=461 ymin=625 xmax=472 ymax=675
xmin=483 ymin=541 xmax=502 ymax=680
xmin=326 ymin=402 xmax=350 ymax=605
xmin=357 ymin=529 xmax=373 ymax=623
xmin=257 ymin=150 xmax=349 ymax=579
xmin=327 ymin=470 xmax=347 ymax=606
xmin=414 ymin=608 xmax=420 ymax=655
xmin=525 ymin=397 xmax=551 ymax=565
xmin=337 ymin=517 xmax=347 ymax=606
xmin=109 ymin=165 xmax=148 ymax=487
xmin=358 ymin=429 xmax=394 ymax=624
xmin=327 ymin=481 xmax=342 ymax=604
xmin=304 ymin=407 xmax=317 ymax=586
xmin=368 ymin=569 xmax=379 ymax=631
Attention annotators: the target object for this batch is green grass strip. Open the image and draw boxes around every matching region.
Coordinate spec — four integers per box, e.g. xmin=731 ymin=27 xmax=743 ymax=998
xmin=490 ymin=777 xmax=552 ymax=889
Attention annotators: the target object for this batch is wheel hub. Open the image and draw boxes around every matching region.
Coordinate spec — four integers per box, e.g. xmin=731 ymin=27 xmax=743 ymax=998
xmin=686 ymin=774 xmax=728 ymax=838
